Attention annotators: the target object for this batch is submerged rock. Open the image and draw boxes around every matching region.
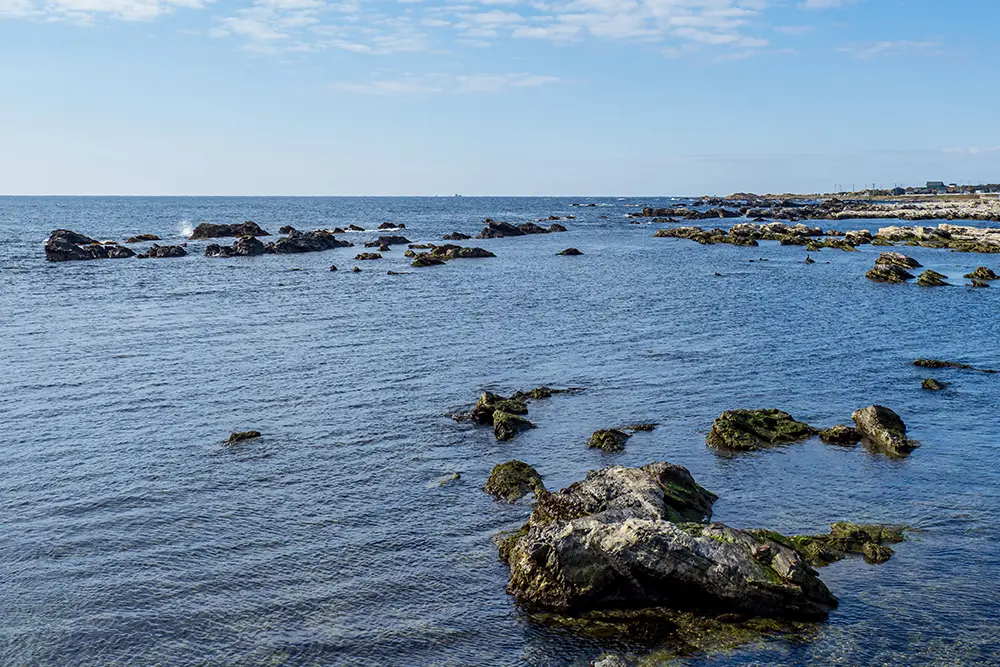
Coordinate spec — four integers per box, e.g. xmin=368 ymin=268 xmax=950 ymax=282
xmin=44 ymin=230 xmax=137 ymax=262
xmin=587 ymin=429 xmax=631 ymax=452
xmin=706 ymin=409 xmax=816 ymax=451
xmin=917 ymin=269 xmax=950 ymax=287
xmin=137 ymin=244 xmax=187 ymax=259
xmin=484 ymin=460 xmax=545 ymax=502
xmin=442 ymin=231 xmax=471 ymax=240
xmin=754 ymin=522 xmax=908 ymax=567
xmin=126 ymin=234 xmax=160 ymax=243
xmin=470 ymin=392 xmax=528 ymax=425
xmin=500 ymin=463 xmax=836 ymax=620
xmin=557 ymin=248 xmax=584 ymax=256
xmin=818 ymin=425 xmax=861 ymax=446
xmin=921 ymin=378 xmax=947 ymax=391
xmin=622 ymin=423 xmax=657 ymax=432
xmin=365 ymin=235 xmax=411 ymax=247
xmin=494 ymin=411 xmax=536 ymax=441
xmin=226 ymin=430 xmax=261 ymax=443
xmin=851 ymin=405 xmax=916 ymax=456
xmin=190 ymin=221 xmax=270 ymax=239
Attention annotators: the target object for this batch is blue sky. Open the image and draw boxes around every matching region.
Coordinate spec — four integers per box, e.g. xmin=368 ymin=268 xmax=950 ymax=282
xmin=1 ymin=0 xmax=998 ymax=195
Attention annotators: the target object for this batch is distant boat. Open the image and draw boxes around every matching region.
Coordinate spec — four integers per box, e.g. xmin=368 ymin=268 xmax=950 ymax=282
xmin=454 ymin=194 xmax=463 ymax=197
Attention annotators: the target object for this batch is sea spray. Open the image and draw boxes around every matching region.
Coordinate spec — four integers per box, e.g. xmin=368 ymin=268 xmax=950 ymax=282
xmin=179 ymin=220 xmax=195 ymax=238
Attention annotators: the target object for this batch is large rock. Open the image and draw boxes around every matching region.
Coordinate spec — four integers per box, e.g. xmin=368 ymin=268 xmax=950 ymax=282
xmin=189 ymin=221 xmax=270 ymax=239
xmin=470 ymin=392 xmax=528 ymax=424
xmin=964 ymin=266 xmax=998 ymax=281
xmin=916 ymin=269 xmax=950 ymax=286
xmin=477 ymin=219 xmax=525 ymax=239
xmin=866 ymin=264 xmax=914 ymax=283
xmin=364 ymin=235 xmax=411 ymax=247
xmin=268 ymin=230 xmax=353 ymax=254
xmin=706 ymin=409 xmax=816 ymax=451
xmin=494 ymin=411 xmax=536 ymax=441
xmin=588 ymin=429 xmax=631 ymax=452
xmin=484 ymin=460 xmax=545 ymax=502
xmin=205 ymin=235 xmax=266 ymax=258
xmin=874 ymin=252 xmax=922 ymax=269
xmin=500 ymin=463 xmax=836 ymax=620
xmin=44 ymin=230 xmax=136 ymax=262
xmin=851 ymin=405 xmax=916 ymax=456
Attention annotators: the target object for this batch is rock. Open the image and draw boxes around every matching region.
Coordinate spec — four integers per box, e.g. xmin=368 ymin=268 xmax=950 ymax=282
xmin=137 ymin=244 xmax=187 ymax=259
xmin=851 ymin=405 xmax=916 ymax=456
xmin=921 ymin=378 xmax=946 ymax=391
xmin=329 ymin=265 xmax=338 ymax=271
xmin=269 ymin=230 xmax=353 ymax=254
xmin=365 ymin=235 xmax=411 ymax=247
xmin=914 ymin=358 xmax=997 ymax=373
xmin=379 ymin=222 xmax=404 ymax=229
xmin=706 ymin=409 xmax=816 ymax=451
xmin=412 ymin=245 xmax=495 ymax=266
xmin=278 ymin=225 xmax=297 ymax=234
xmin=470 ymin=392 xmax=528 ymax=425
xmin=411 ymin=255 xmax=446 ymax=267
xmin=549 ymin=223 xmax=568 ymax=232
xmin=477 ymin=219 xmax=525 ymax=239
xmin=378 ymin=243 xmax=390 ymax=252
xmin=189 ymin=221 xmax=270 ymax=239
xmin=557 ymin=248 xmax=584 ymax=256
xmin=354 ymin=253 xmax=382 ymax=260
xmin=917 ymin=270 xmax=950 ymax=287
xmin=964 ymin=266 xmax=998 ymax=281
xmin=442 ymin=232 xmax=471 ymax=241
xmin=205 ymin=235 xmax=266 ymax=258
xmin=126 ymin=234 xmax=160 ymax=243
xmin=226 ymin=430 xmax=261 ymax=443
xmin=44 ymin=230 xmax=137 ymax=262
xmin=588 ymin=429 xmax=631 ymax=452
xmin=756 ymin=522 xmax=907 ymax=568
xmin=387 ymin=271 xmax=409 ymax=276
xmin=518 ymin=222 xmax=551 ymax=235
xmin=352 ymin=266 xmax=361 ymax=272
xmin=622 ymin=423 xmax=657 ymax=432
xmin=500 ymin=463 xmax=836 ymax=620
xmin=874 ymin=252 xmax=922 ymax=269
xmin=437 ymin=472 xmax=461 ymax=486
xmin=484 ymin=460 xmax=546 ymax=502
xmin=866 ymin=264 xmax=914 ymax=283
xmin=969 ymin=280 xmax=991 ymax=288
xmin=818 ymin=425 xmax=861 ymax=446
xmin=347 ymin=225 xmax=365 ymax=232
xmin=494 ymin=411 xmax=536 ymax=441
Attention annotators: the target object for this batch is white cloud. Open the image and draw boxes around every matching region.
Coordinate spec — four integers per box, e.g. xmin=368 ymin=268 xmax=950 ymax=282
xmin=332 ymin=72 xmax=564 ymax=94
xmin=838 ymin=40 xmax=944 ymax=59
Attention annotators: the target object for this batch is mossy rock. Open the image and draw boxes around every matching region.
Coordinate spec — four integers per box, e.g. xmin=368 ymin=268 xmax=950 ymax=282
xmin=622 ymin=423 xmax=657 ymax=432
xmin=588 ymin=429 xmax=631 ymax=452
xmin=964 ymin=266 xmax=998 ymax=281
xmin=917 ymin=269 xmax=950 ymax=287
xmin=818 ymin=424 xmax=861 ymax=446
xmin=484 ymin=460 xmax=545 ymax=502
xmin=469 ymin=392 xmax=528 ymax=425
xmin=756 ymin=522 xmax=909 ymax=567
xmin=851 ymin=405 xmax=916 ymax=456
xmin=226 ymin=430 xmax=261 ymax=444
xmin=706 ymin=409 xmax=816 ymax=451
xmin=921 ymin=378 xmax=946 ymax=391
xmin=411 ymin=254 xmax=446 ymax=267
xmin=861 ymin=542 xmax=894 ymax=564
xmin=866 ymin=265 xmax=914 ymax=283
xmin=494 ymin=411 xmax=536 ymax=441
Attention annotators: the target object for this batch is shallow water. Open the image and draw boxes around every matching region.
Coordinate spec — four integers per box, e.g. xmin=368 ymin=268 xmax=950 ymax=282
xmin=1 ymin=196 xmax=998 ymax=666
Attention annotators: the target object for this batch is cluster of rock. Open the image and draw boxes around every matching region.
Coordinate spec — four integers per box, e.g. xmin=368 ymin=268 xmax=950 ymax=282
xmin=706 ymin=406 xmax=916 ymax=457
xmin=137 ymin=244 xmax=187 ymax=259
xmin=476 ymin=219 xmax=568 ymax=239
xmin=752 ymin=522 xmax=908 ymax=567
xmin=652 ymin=222 xmax=862 ymax=250
xmin=44 ymin=230 xmax=138 ymax=262
xmin=872 ymin=224 xmax=1000 ymax=253
xmin=460 ymin=387 xmax=569 ymax=441
xmin=495 ymin=461 xmax=845 ymax=620
xmin=406 ymin=244 xmax=496 ymax=267
xmin=204 ymin=229 xmax=354 ymax=257
xmin=865 ymin=252 xmax=922 ymax=283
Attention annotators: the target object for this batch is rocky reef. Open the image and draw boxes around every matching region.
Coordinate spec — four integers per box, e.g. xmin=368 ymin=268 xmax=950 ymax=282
xmin=410 ymin=244 xmax=496 ymax=267
xmin=189 ymin=221 xmax=270 ymax=239
xmin=137 ymin=244 xmax=187 ymax=259
xmin=752 ymin=522 xmax=908 ymax=567
xmin=818 ymin=425 xmax=861 ymax=446
xmin=44 ymin=230 xmax=136 ymax=262
xmin=477 ymin=219 xmax=568 ymax=239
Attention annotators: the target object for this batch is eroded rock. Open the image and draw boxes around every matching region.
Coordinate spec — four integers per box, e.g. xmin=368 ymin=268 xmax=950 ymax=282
xmin=851 ymin=405 xmax=916 ymax=456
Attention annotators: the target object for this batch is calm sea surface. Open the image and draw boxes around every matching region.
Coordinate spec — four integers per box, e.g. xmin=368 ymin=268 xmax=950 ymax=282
xmin=1 ymin=196 xmax=998 ymax=666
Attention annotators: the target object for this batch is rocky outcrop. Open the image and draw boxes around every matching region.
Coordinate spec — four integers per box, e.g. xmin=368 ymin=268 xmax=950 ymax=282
xmin=126 ymin=234 xmax=160 ymax=243
xmin=557 ymin=248 xmax=583 ymax=256
xmin=364 ymin=235 xmax=411 ymax=247
xmin=189 ymin=221 xmax=270 ymax=239
xmin=917 ymin=270 xmax=950 ymax=287
xmin=477 ymin=219 xmax=524 ymax=239
xmin=549 ymin=223 xmax=568 ymax=232
xmin=873 ymin=224 xmax=1000 ymax=253
xmin=354 ymin=253 xmax=382 ymax=261
xmin=875 ymin=252 xmax=922 ymax=269
xmin=851 ymin=405 xmax=916 ymax=456
xmin=484 ymin=460 xmax=546 ymax=502
xmin=518 ymin=222 xmax=550 ymax=235
xmin=44 ymin=230 xmax=136 ymax=262
xmin=442 ymin=232 xmax=471 ymax=240
xmin=470 ymin=392 xmax=528 ymax=424
xmin=866 ymin=264 xmax=914 ymax=283
xmin=499 ymin=463 xmax=837 ymax=620
xmin=818 ymin=425 xmax=861 ymax=446
xmin=137 ymin=244 xmax=187 ymax=259
xmin=914 ymin=358 xmax=997 ymax=373
xmin=921 ymin=378 xmax=946 ymax=391
xmin=268 ymin=230 xmax=353 ymax=254
xmin=226 ymin=430 xmax=261 ymax=443
xmin=964 ymin=266 xmax=998 ymax=281
xmin=754 ymin=522 xmax=908 ymax=567
xmin=411 ymin=244 xmax=496 ymax=267
xmin=587 ymin=429 xmax=631 ymax=452
xmin=205 ymin=235 xmax=266 ymax=257
xmin=411 ymin=255 xmax=446 ymax=267
xmin=378 ymin=222 xmax=405 ymax=230
xmin=494 ymin=411 xmax=536 ymax=441
xmin=706 ymin=409 xmax=816 ymax=451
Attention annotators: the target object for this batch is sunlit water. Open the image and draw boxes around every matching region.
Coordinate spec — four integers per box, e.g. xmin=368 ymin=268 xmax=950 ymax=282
xmin=1 ymin=197 xmax=998 ymax=666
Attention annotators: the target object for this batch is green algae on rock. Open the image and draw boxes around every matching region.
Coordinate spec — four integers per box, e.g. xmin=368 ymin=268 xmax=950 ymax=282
xmin=917 ymin=269 xmax=950 ymax=286
xmin=706 ymin=409 xmax=816 ymax=451
xmin=914 ymin=358 xmax=998 ymax=373
xmin=922 ymin=378 xmax=947 ymax=391
xmin=851 ymin=405 xmax=917 ymax=457
xmin=752 ymin=522 xmax=908 ymax=568
xmin=469 ymin=392 xmax=528 ymax=425
xmin=866 ymin=264 xmax=914 ymax=283
xmin=587 ymin=428 xmax=631 ymax=452
xmin=226 ymin=430 xmax=261 ymax=444
xmin=493 ymin=411 xmax=536 ymax=441
xmin=484 ymin=460 xmax=545 ymax=502
xmin=964 ymin=266 xmax=998 ymax=281
xmin=818 ymin=424 xmax=861 ymax=446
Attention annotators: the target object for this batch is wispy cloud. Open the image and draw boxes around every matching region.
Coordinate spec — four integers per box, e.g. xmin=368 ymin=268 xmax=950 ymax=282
xmin=943 ymin=146 xmax=1000 ymax=156
xmin=332 ymin=72 xmax=564 ymax=95
xmin=838 ymin=40 xmax=945 ymax=59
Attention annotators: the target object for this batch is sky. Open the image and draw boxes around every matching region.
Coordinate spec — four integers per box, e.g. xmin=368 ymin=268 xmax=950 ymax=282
xmin=1 ymin=0 xmax=998 ymax=195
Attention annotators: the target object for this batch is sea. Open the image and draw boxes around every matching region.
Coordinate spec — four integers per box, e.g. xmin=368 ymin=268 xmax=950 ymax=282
xmin=1 ymin=196 xmax=998 ymax=666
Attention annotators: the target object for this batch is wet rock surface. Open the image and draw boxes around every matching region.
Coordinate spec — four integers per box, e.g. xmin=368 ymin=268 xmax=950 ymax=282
xmin=189 ymin=221 xmax=270 ymax=239
xmin=706 ymin=409 xmax=816 ymax=451
xmin=587 ymin=429 xmax=631 ymax=452
xmin=484 ymin=460 xmax=546 ymax=502
xmin=851 ymin=405 xmax=916 ymax=457
xmin=818 ymin=425 xmax=861 ymax=446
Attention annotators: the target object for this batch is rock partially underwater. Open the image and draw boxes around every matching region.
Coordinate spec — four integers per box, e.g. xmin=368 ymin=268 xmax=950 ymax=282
xmin=851 ymin=405 xmax=916 ymax=457
xmin=484 ymin=461 xmax=546 ymax=502
xmin=44 ymin=230 xmax=136 ymax=262
xmin=706 ymin=409 xmax=816 ymax=451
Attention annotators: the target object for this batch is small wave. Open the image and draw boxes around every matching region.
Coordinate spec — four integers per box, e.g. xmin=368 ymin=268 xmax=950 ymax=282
xmin=179 ymin=220 xmax=195 ymax=239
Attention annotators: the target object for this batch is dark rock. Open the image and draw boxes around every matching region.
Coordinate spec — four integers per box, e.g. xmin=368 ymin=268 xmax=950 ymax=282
xmin=347 ymin=225 xmax=365 ymax=232
xmin=557 ymin=248 xmax=583 ymax=256
xmin=470 ymin=392 xmax=528 ymax=425
xmin=44 ymin=230 xmax=136 ymax=262
xmin=851 ymin=405 xmax=916 ymax=457
xmin=365 ymin=235 xmax=411 ymax=247
xmin=706 ymin=409 xmax=816 ymax=451
xmin=549 ymin=223 xmax=568 ymax=232
xmin=484 ymin=460 xmax=546 ymax=502
xmin=916 ymin=270 xmax=950 ymax=287
xmin=354 ymin=253 xmax=382 ymax=261
xmin=477 ymin=219 xmax=525 ymax=239
xmin=126 ymin=234 xmax=160 ymax=243
xmin=205 ymin=235 xmax=267 ymax=258
xmin=411 ymin=255 xmax=446 ymax=267
xmin=587 ymin=429 xmax=631 ymax=452
xmin=866 ymin=265 xmax=914 ymax=283
xmin=964 ymin=266 xmax=998 ymax=281
xmin=622 ymin=423 xmax=657 ymax=432
xmin=226 ymin=430 xmax=261 ymax=443
xmin=279 ymin=226 xmax=297 ymax=234
xmin=921 ymin=378 xmax=946 ymax=391
xmin=352 ymin=266 xmax=361 ymax=272
xmin=379 ymin=222 xmax=404 ymax=229
xmin=387 ymin=271 xmax=409 ymax=276
xmin=442 ymin=232 xmax=471 ymax=241
xmin=519 ymin=222 xmax=551 ymax=235
xmin=137 ymin=244 xmax=187 ymax=259
xmin=329 ymin=265 xmax=338 ymax=271
xmin=269 ymin=230 xmax=353 ymax=254
xmin=494 ymin=411 xmax=536 ymax=441
xmin=818 ymin=425 xmax=861 ymax=446
xmin=500 ymin=463 xmax=836 ymax=620
xmin=914 ymin=358 xmax=997 ymax=373
xmin=189 ymin=221 xmax=270 ymax=239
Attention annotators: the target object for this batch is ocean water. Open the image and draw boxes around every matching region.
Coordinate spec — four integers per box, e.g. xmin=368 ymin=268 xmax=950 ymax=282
xmin=1 ymin=196 xmax=998 ymax=666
